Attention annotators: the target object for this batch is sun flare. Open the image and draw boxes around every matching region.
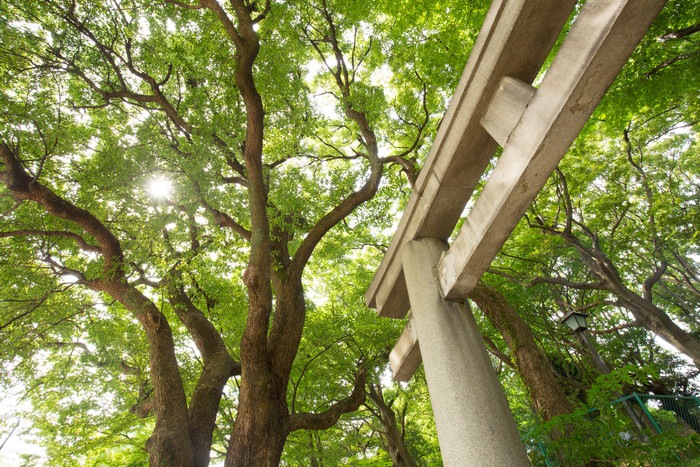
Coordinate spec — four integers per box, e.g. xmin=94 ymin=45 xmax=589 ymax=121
xmin=147 ymin=176 xmax=173 ymax=199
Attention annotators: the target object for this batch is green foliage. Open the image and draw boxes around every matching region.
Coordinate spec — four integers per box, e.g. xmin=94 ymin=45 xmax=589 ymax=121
xmin=0 ymin=0 xmax=698 ymax=465
xmin=0 ymin=0 xmax=490 ymax=463
xmin=529 ymin=371 xmax=700 ymax=466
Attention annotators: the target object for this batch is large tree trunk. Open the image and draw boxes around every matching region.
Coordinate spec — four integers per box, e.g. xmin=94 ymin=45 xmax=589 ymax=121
xmin=168 ymin=281 xmax=239 ymax=467
xmin=225 ymin=275 xmax=304 ymax=466
xmin=224 ymin=277 xmax=366 ymax=466
xmin=0 ymin=143 xmax=199 ymax=465
xmin=106 ymin=283 xmax=197 ymax=466
xmin=225 ymin=367 xmax=290 ymax=466
xmin=469 ymin=281 xmax=573 ymax=422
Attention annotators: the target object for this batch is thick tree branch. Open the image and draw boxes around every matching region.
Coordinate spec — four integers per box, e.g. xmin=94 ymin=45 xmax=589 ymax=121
xmin=482 ymin=335 xmax=516 ymax=369
xmin=291 ymin=8 xmax=384 ymax=281
xmin=1 ymin=140 xmax=194 ymax=462
xmin=167 ymin=278 xmax=237 ymax=368
xmin=644 ymin=261 xmax=668 ymax=301
xmin=200 ymin=0 xmax=243 ymax=48
xmin=366 ymin=384 xmax=418 ymax=467
xmin=130 ymin=381 xmax=155 ymax=419
xmin=1 ymin=142 xmax=123 ymax=274
xmin=251 ymin=0 xmax=272 ymax=24
xmin=287 ymin=365 xmax=366 ymax=432
xmin=167 ymin=277 xmax=239 ymax=465
xmin=659 ymin=23 xmax=700 ymax=41
xmin=191 ymin=181 xmax=252 ymax=241
xmin=0 ymin=229 xmax=101 ymax=253
xmin=531 ymin=169 xmax=700 ymax=368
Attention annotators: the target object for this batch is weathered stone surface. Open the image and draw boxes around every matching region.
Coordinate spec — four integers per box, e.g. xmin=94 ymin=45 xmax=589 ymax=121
xmin=388 ymin=316 xmax=420 ymax=382
xmin=480 ymin=76 xmax=536 ymax=147
xmin=365 ymin=0 xmax=576 ymax=318
xmin=439 ymin=0 xmax=665 ymax=300
xmin=402 ymin=238 xmax=530 ymax=466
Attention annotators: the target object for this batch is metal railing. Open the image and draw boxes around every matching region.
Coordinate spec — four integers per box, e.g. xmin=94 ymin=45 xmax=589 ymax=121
xmin=523 ymin=393 xmax=700 ymax=466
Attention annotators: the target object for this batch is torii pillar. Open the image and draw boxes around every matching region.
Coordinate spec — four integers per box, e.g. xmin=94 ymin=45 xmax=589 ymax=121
xmin=402 ymin=238 xmax=529 ymax=465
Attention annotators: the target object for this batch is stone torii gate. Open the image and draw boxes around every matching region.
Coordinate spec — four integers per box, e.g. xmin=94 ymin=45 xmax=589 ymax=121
xmin=364 ymin=0 xmax=666 ymax=464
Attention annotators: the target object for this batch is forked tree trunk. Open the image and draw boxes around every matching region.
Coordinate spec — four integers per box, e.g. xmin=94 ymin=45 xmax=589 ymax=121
xmin=469 ymin=281 xmax=573 ymax=421
xmin=225 ymin=370 xmax=290 ymax=466
xmin=224 ymin=279 xmax=307 ymax=466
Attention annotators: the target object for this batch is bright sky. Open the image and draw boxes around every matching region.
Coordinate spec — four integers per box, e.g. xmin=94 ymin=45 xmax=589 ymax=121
xmin=0 ymin=392 xmax=46 ymax=466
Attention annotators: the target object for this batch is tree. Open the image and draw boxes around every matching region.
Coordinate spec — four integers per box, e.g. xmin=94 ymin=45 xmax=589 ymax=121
xmin=0 ymin=0 xmax=487 ymax=465
xmin=469 ymin=280 xmax=574 ymax=423
xmin=366 ymin=384 xmax=419 ymax=467
xmin=3 ymin=0 xmax=698 ymax=465
xmin=478 ymin=0 xmax=700 ymax=455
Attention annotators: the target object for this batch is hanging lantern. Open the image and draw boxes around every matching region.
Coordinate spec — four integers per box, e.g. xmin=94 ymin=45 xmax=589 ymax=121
xmin=560 ymin=311 xmax=588 ymax=333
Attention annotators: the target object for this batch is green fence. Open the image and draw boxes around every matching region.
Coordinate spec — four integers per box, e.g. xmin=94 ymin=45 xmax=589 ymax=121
xmin=523 ymin=393 xmax=700 ymax=466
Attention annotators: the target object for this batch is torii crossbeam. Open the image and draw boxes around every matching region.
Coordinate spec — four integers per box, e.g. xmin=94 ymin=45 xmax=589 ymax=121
xmin=365 ymin=0 xmax=665 ymax=464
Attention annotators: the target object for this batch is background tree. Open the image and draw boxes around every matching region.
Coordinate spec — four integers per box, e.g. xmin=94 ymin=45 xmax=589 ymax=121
xmin=480 ymin=1 xmax=700 ymax=460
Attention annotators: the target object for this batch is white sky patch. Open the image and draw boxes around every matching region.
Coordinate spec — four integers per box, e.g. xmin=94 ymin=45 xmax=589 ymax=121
xmin=207 ymin=251 xmax=220 ymax=261
xmin=147 ymin=176 xmax=173 ymax=199
xmin=8 ymin=20 xmax=41 ymax=34
xmin=0 ymin=416 xmax=46 ymax=466
xmin=370 ymin=64 xmax=395 ymax=99
xmin=310 ymin=92 xmax=339 ymax=120
xmin=380 ymin=365 xmax=394 ymax=387
xmin=304 ymin=59 xmax=335 ymax=82
xmin=137 ymin=16 xmax=151 ymax=39
xmin=60 ymin=274 xmax=80 ymax=284
xmin=165 ymin=18 xmax=177 ymax=33
xmin=0 ymin=384 xmax=47 ymax=466
xmin=305 ymin=283 xmax=329 ymax=307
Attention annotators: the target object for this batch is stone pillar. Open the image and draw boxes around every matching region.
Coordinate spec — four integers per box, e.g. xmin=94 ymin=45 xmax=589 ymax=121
xmin=401 ymin=238 xmax=529 ymax=466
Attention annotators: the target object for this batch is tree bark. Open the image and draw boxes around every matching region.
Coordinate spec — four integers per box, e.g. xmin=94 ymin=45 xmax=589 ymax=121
xmin=533 ymin=167 xmax=700 ymax=369
xmin=168 ymin=282 xmax=238 ymax=466
xmin=226 ymin=371 xmax=290 ymax=466
xmin=469 ymin=281 xmax=573 ymax=422
xmin=2 ymin=1 xmax=403 ymax=464
xmin=97 ymin=282 xmax=196 ymax=466
xmin=367 ymin=385 xmax=418 ymax=467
